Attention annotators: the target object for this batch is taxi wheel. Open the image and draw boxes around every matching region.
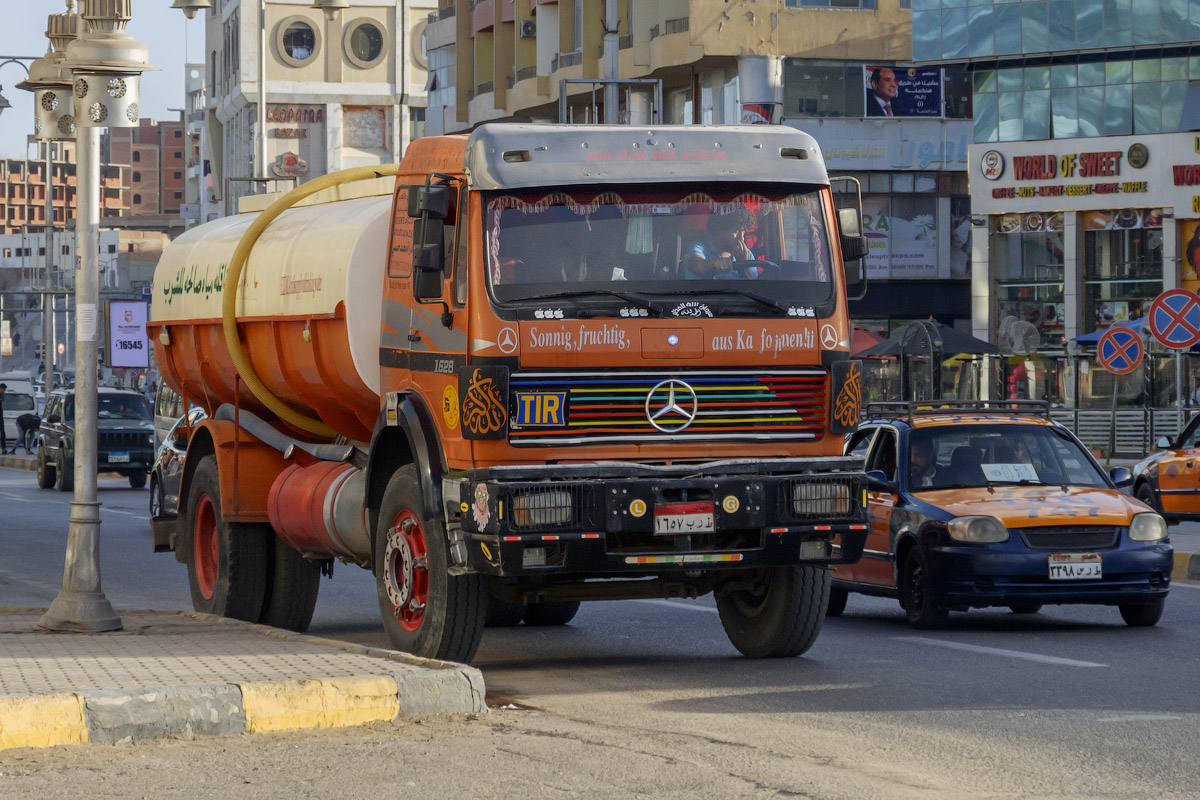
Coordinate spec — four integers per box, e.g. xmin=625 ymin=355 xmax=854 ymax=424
xmin=827 ymin=586 xmax=849 ymax=617
xmin=716 ymin=566 xmax=830 ymax=658
xmin=1008 ymin=602 xmax=1042 ymax=614
xmin=1135 ymin=483 xmax=1162 ymax=514
xmin=902 ymin=549 xmax=948 ymax=630
xmin=1119 ymin=597 xmax=1165 ymax=627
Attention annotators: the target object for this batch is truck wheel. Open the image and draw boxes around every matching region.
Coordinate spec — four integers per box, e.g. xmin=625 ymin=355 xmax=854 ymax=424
xmin=127 ymin=471 xmax=147 ymax=489
xmin=902 ymin=549 xmax=948 ymax=630
xmin=826 ymin=586 xmax=849 ymax=617
xmin=523 ymin=601 xmax=581 ymax=626
xmin=182 ymin=455 xmax=268 ymax=622
xmin=375 ymin=465 xmax=486 ymax=662
xmin=715 ymin=566 xmax=830 ymax=658
xmin=36 ymin=448 xmax=56 ymax=489
xmin=259 ymin=532 xmax=321 ymax=632
xmin=485 ymin=597 xmax=528 ymax=627
xmin=55 ymin=450 xmax=72 ymax=492
xmin=1119 ymin=597 xmax=1165 ymax=627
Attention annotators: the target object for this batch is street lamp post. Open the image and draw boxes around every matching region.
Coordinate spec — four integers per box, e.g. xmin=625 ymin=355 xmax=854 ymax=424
xmin=40 ymin=0 xmax=154 ymax=634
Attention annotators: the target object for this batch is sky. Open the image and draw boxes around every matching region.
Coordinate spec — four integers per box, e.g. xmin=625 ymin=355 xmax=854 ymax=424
xmin=0 ymin=2 xmax=206 ymax=160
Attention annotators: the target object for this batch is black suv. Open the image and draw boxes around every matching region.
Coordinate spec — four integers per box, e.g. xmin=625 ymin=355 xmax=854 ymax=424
xmin=37 ymin=388 xmax=156 ymax=491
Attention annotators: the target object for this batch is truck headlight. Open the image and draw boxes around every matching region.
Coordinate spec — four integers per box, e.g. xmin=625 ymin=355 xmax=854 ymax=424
xmin=512 ymin=490 xmax=574 ymax=528
xmin=792 ymin=482 xmax=852 ymax=517
xmin=947 ymin=515 xmax=1009 ymax=543
xmin=1129 ymin=512 xmax=1167 ymax=542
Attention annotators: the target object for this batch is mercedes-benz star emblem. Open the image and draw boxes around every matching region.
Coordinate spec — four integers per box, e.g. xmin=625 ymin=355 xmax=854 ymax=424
xmin=820 ymin=324 xmax=840 ymax=349
xmin=645 ymin=379 xmax=699 ymax=433
xmin=497 ymin=327 xmax=518 ymax=354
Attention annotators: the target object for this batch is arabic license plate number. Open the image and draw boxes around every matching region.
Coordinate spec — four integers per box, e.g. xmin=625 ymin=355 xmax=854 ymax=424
xmin=1048 ymin=553 xmax=1102 ymax=580
xmin=108 ymin=452 xmax=130 ymax=463
xmin=654 ymin=502 xmax=715 ymax=535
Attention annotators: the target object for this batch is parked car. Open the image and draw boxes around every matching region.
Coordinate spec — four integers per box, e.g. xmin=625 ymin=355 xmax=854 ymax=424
xmin=1130 ymin=416 xmax=1200 ymax=520
xmin=150 ymin=406 xmax=206 ymax=518
xmin=152 ymin=384 xmax=196 ymax=452
xmin=831 ymin=401 xmax=1173 ymax=629
xmin=36 ymin=387 xmax=156 ymax=491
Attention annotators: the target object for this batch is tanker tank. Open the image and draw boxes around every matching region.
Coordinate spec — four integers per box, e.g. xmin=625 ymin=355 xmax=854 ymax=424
xmin=149 ymin=183 xmax=394 ymax=442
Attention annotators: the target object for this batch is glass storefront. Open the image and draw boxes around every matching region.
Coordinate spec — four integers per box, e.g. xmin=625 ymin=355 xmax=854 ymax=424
xmin=993 ymin=212 xmax=1065 ymax=348
xmin=1081 ymin=208 xmax=1163 ymax=334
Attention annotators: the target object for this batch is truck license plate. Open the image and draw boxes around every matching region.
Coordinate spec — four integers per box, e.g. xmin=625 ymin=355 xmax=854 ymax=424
xmin=108 ymin=452 xmax=130 ymax=463
xmin=654 ymin=502 xmax=715 ymax=535
xmin=1048 ymin=553 xmax=1101 ymax=580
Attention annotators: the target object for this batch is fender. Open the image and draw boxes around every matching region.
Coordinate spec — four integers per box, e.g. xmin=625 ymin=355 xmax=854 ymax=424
xmin=364 ymin=392 xmax=447 ymax=531
xmin=177 ymin=418 xmax=290 ymax=524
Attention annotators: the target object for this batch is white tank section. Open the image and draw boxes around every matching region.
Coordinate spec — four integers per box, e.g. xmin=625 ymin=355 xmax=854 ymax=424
xmin=153 ymin=194 xmax=391 ymax=395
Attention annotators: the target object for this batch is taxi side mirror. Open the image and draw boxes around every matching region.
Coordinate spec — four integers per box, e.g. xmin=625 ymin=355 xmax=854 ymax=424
xmin=1157 ymin=436 xmax=1172 ymax=449
xmin=865 ymin=469 xmax=892 ymax=493
xmin=1109 ymin=467 xmax=1133 ymax=488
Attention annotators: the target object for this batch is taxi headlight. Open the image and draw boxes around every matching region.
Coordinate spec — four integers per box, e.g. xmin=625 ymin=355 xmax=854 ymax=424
xmin=947 ymin=515 xmax=1009 ymax=543
xmin=1129 ymin=512 xmax=1167 ymax=542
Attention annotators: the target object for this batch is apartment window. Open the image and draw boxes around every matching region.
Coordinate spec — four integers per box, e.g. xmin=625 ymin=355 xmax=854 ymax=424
xmin=133 ymin=152 xmax=141 ymax=162
xmin=345 ymin=19 xmax=387 ymax=69
xmin=107 ymin=244 xmax=117 ymax=253
xmin=278 ymin=18 xmax=320 ymax=67
xmin=133 ymin=171 xmax=141 ymax=181
xmin=61 ymin=244 xmax=69 ymax=254
xmin=133 ymin=193 xmax=142 ymax=204
xmin=174 ymin=130 xmax=183 ymax=138
xmin=174 ymin=191 xmax=183 ymax=200
xmin=174 ymin=171 xmax=183 ymax=179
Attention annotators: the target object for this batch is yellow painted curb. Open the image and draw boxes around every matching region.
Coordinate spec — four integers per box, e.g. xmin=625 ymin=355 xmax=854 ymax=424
xmin=240 ymin=676 xmax=400 ymax=734
xmin=0 ymin=693 xmax=88 ymax=750
xmin=1172 ymin=553 xmax=1194 ymax=580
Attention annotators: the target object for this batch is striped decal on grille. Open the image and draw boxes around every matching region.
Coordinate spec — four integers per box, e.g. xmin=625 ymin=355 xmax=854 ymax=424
xmin=509 ymin=369 xmax=827 ymax=446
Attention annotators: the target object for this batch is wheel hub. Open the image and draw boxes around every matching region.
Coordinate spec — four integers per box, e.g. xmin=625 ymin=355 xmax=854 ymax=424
xmin=384 ymin=512 xmax=429 ymax=632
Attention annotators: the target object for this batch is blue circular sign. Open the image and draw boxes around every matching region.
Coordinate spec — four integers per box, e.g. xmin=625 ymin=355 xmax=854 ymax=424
xmin=1149 ymin=289 xmax=1200 ymax=349
xmin=1097 ymin=327 xmax=1143 ymax=375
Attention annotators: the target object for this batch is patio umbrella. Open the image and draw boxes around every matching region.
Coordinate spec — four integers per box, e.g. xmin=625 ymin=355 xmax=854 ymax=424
xmin=857 ymin=320 xmax=1000 ymax=358
xmin=850 ymin=325 xmax=886 ymax=357
xmin=1068 ymin=317 xmax=1147 ymax=345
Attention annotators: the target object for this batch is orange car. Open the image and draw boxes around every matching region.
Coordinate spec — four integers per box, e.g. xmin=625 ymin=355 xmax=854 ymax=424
xmin=831 ymin=402 xmax=1173 ymax=629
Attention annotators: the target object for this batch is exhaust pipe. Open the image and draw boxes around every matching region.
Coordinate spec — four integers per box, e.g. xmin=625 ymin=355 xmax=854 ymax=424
xmin=267 ymin=461 xmax=372 ymax=563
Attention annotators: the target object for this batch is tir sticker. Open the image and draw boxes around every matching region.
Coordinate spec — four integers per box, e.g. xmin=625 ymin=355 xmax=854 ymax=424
xmin=472 ymin=483 xmax=491 ymax=528
xmin=514 ymin=392 xmax=566 ymax=427
xmin=459 ymin=366 xmax=508 ymax=440
xmin=442 ymin=385 xmax=460 ymax=430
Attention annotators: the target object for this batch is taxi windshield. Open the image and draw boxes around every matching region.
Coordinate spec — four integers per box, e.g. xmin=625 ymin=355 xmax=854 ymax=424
xmin=485 ymin=185 xmax=834 ymax=314
xmin=908 ymin=424 xmax=1109 ymax=490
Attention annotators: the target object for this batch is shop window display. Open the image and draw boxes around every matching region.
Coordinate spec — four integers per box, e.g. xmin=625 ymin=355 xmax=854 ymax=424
xmin=993 ymin=212 xmax=1065 ymax=349
xmin=1081 ymin=208 xmax=1163 ymax=335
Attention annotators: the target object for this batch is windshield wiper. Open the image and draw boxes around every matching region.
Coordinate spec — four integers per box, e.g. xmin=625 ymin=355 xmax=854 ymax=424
xmin=516 ymin=289 xmax=660 ymax=315
xmin=672 ymin=288 xmax=791 ymax=316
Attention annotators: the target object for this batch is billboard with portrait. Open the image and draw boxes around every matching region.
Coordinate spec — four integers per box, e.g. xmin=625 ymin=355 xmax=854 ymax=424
xmin=863 ymin=66 xmax=943 ymax=118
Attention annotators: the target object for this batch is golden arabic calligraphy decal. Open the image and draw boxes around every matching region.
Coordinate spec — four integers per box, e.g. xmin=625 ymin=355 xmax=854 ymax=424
xmin=459 ymin=367 xmax=508 ymax=440
xmin=832 ymin=360 xmax=862 ymax=433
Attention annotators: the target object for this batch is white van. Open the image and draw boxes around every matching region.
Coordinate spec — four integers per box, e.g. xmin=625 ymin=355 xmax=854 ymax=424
xmin=0 ymin=370 xmax=38 ymax=447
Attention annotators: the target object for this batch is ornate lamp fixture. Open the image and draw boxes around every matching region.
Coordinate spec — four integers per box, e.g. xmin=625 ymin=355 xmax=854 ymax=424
xmin=16 ymin=1 xmax=81 ymax=140
xmin=62 ymin=0 xmax=157 ymax=130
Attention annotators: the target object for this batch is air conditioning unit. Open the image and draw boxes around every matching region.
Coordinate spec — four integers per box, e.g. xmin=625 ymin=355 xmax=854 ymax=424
xmin=519 ymin=20 xmax=537 ymax=38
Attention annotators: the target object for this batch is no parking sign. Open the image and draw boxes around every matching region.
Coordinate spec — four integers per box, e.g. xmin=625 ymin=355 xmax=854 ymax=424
xmin=1097 ymin=326 xmax=1143 ymax=375
xmin=1148 ymin=289 xmax=1200 ymax=349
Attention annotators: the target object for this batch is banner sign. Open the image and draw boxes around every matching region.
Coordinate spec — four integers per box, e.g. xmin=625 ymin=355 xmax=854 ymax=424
xmin=108 ymin=300 xmax=149 ymax=369
xmin=863 ymin=66 xmax=943 ymax=118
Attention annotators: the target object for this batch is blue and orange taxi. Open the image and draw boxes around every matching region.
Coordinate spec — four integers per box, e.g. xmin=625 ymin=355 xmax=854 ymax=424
xmin=831 ymin=401 xmax=1173 ymax=629
xmin=1131 ymin=414 xmax=1200 ymax=520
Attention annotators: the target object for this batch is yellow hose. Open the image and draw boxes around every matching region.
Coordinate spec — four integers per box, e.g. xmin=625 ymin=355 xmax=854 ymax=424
xmin=223 ymin=164 xmax=402 ymax=438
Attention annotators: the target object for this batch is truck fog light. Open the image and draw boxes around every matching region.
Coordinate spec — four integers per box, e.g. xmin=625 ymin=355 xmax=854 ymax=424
xmin=792 ymin=482 xmax=851 ymax=517
xmin=523 ymin=547 xmax=547 ymax=568
xmin=513 ymin=490 xmax=574 ymax=528
xmin=799 ymin=539 xmax=829 ymax=559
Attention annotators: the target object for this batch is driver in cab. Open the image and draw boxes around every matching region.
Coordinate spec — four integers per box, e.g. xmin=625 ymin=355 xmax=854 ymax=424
xmin=683 ymin=208 xmax=759 ymax=279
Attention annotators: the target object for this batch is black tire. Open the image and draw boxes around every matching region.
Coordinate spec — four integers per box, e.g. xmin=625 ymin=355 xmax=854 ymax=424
xmin=127 ymin=470 xmax=147 ymax=489
xmin=182 ymin=455 xmax=269 ymax=622
xmin=485 ymin=596 xmax=528 ymax=627
xmin=1008 ymin=602 xmax=1042 ymax=614
xmin=715 ymin=566 xmax=830 ymax=658
xmin=826 ymin=586 xmax=849 ymax=617
xmin=55 ymin=450 xmax=72 ymax=493
xmin=375 ymin=465 xmax=486 ymax=662
xmin=902 ymin=548 xmax=948 ymax=630
xmin=36 ymin=447 xmax=56 ymax=489
xmin=149 ymin=475 xmax=164 ymax=517
xmin=522 ymin=601 xmax=581 ymax=626
xmin=1119 ymin=597 xmax=1165 ymax=627
xmin=258 ymin=531 xmax=321 ymax=632
xmin=1135 ymin=482 xmax=1162 ymax=514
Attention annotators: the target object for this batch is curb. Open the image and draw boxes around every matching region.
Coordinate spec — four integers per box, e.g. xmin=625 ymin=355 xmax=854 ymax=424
xmin=0 ymin=454 xmax=35 ymax=472
xmin=1173 ymin=551 xmax=1200 ymax=582
xmin=0 ymin=611 xmax=486 ymax=751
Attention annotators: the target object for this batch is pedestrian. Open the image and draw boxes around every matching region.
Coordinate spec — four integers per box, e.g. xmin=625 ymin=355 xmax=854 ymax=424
xmin=0 ymin=383 xmax=8 ymax=454
xmin=16 ymin=412 xmax=39 ymax=455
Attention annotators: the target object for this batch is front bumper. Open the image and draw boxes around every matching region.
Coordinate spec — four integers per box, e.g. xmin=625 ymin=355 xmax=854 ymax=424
xmin=448 ymin=457 xmax=869 ymax=577
xmin=929 ymin=541 xmax=1174 ymax=607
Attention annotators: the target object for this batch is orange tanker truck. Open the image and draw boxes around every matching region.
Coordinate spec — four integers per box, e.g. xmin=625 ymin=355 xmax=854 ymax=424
xmin=148 ymin=123 xmax=871 ymax=663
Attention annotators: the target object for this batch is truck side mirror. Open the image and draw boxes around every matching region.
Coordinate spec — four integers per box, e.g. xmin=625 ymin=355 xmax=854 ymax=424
xmin=838 ymin=207 xmax=869 ymax=263
xmin=407 ymin=185 xmax=449 ymax=220
xmin=413 ymin=219 xmax=445 ymax=301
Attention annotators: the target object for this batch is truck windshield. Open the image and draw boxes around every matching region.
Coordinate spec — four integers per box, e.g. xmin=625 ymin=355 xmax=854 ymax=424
xmin=486 ymin=186 xmax=835 ymax=313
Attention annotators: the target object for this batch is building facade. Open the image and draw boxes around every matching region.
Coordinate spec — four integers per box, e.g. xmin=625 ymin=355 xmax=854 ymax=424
xmin=0 ymin=140 xmax=129 ymax=237
xmin=425 ymin=0 xmax=973 ymax=336
xmin=201 ymin=0 xmax=434 ymax=213
xmin=106 ymin=117 xmax=189 ymax=221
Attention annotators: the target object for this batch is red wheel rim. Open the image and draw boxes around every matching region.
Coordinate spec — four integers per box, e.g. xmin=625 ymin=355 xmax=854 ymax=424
xmin=383 ymin=509 xmax=429 ymax=633
xmin=193 ymin=494 xmax=218 ymax=600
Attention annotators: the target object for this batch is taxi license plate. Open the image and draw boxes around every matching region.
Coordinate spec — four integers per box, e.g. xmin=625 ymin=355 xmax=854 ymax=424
xmin=108 ymin=452 xmax=130 ymax=463
xmin=1048 ymin=553 xmax=1101 ymax=580
xmin=654 ymin=502 xmax=715 ymax=535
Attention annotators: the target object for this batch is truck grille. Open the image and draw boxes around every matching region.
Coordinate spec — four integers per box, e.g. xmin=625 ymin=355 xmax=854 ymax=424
xmin=508 ymin=369 xmax=827 ymax=446
xmin=1017 ymin=526 xmax=1120 ymax=550
xmin=99 ymin=431 xmax=148 ymax=450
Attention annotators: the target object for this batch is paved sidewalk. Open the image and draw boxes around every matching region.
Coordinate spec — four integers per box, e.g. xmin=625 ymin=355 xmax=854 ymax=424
xmin=0 ymin=610 xmax=485 ymax=752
